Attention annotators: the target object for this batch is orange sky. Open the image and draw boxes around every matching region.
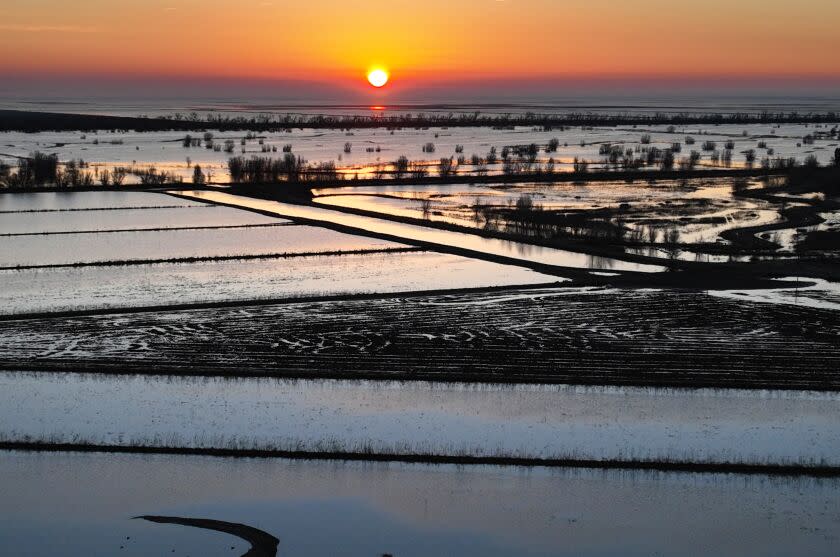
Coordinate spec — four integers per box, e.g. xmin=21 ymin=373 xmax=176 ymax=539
xmin=2 ymin=0 xmax=840 ymax=88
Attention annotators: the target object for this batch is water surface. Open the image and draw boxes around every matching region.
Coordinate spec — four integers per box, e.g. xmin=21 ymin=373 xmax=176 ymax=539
xmin=2 ymin=451 xmax=838 ymax=557
xmin=176 ymin=190 xmax=664 ymax=272
xmin=2 ymin=373 xmax=837 ymax=466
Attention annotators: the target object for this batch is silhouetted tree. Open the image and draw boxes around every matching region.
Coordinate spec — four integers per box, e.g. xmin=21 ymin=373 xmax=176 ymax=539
xmin=438 ymin=157 xmax=454 ymax=177
xmin=193 ymin=165 xmax=206 ymax=185
xmin=393 ymin=155 xmax=409 ymax=178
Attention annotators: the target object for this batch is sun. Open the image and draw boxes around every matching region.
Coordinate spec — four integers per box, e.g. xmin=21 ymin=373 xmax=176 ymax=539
xmin=367 ymin=69 xmax=389 ymax=88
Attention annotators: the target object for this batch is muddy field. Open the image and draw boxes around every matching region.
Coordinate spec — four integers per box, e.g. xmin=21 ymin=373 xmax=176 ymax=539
xmin=2 ymin=287 xmax=837 ymax=390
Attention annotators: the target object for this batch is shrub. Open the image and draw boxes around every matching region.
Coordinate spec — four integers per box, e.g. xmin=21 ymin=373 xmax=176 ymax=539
xmin=547 ymin=138 xmax=560 ymax=152
xmin=394 ymin=155 xmax=409 ymax=178
xmin=225 ymin=154 xmax=308 ymax=183
xmin=18 ymin=152 xmax=59 ymax=186
xmin=439 ymin=157 xmax=455 ymax=177
xmin=804 ymin=154 xmax=820 ymax=169
xmin=688 ymin=151 xmax=701 ymax=169
xmin=660 ymin=149 xmax=675 ymax=170
xmin=515 ymin=194 xmax=534 ymax=212
xmin=193 ymin=165 xmax=206 ymax=185
xmin=111 ymin=168 xmax=127 ymax=186
xmin=409 ymin=161 xmax=428 ymax=177
xmin=526 ymin=143 xmax=539 ymax=163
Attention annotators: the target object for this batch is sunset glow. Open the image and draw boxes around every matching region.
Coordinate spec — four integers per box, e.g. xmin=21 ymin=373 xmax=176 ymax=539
xmin=1 ymin=0 xmax=839 ymax=98
xmin=367 ymin=69 xmax=389 ymax=88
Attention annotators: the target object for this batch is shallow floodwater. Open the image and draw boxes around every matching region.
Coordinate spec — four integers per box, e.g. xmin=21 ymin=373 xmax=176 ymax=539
xmin=177 ymin=190 xmax=664 ymax=272
xmin=1 ymin=373 xmax=837 ymax=466
xmin=312 ymin=179 xmax=782 ymax=246
xmin=0 ymin=190 xmax=204 ymax=211
xmin=2 ymin=120 xmax=837 ymax=184
xmin=0 ymin=224 xmax=404 ymax=267
xmin=0 ymin=251 xmax=558 ymax=314
xmin=0 ymin=205 xmax=282 ymax=234
xmin=1 ymin=451 xmax=838 ymax=557
xmin=710 ymin=277 xmax=840 ymax=311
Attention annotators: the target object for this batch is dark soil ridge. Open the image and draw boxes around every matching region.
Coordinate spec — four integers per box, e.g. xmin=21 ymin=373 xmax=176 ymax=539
xmin=2 ymin=443 xmax=838 ymax=477
xmin=0 ymin=247 xmax=421 ymax=271
xmin=0 ymin=204 xmax=209 ymax=214
xmin=0 ymin=222 xmax=295 ymax=238
xmin=137 ymin=515 xmax=279 ymax=557
xmin=4 ymin=360 xmax=837 ymax=391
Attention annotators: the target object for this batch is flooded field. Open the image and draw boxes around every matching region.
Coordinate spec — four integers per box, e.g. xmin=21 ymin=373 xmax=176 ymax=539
xmin=0 ymin=251 xmax=555 ymax=314
xmin=0 ymin=204 xmax=283 ymax=234
xmin=2 ymin=373 xmax=838 ymax=466
xmin=2 ymin=122 xmax=837 ymax=183
xmin=178 ymin=190 xmax=664 ymax=272
xmin=1 ymin=137 xmax=838 ymax=556
xmin=0 ymin=224 xmax=404 ymax=267
xmin=0 ymin=190 xmax=205 ymax=211
xmin=312 ymin=177 xmax=783 ymax=246
xmin=0 ymin=190 xmax=559 ymax=313
xmin=4 ymin=8 xmax=840 ymax=555
xmin=710 ymin=277 xmax=840 ymax=311
xmin=2 ymin=450 xmax=839 ymax=557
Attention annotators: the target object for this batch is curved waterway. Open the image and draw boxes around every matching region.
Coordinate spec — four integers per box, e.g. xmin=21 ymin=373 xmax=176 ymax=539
xmin=172 ymin=190 xmax=665 ymax=273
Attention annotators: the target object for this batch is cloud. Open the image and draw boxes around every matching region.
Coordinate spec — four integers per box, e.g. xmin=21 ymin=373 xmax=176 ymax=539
xmin=0 ymin=24 xmax=99 ymax=34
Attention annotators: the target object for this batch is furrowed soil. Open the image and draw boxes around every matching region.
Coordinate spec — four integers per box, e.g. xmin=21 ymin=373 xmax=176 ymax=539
xmin=1 ymin=287 xmax=838 ymax=390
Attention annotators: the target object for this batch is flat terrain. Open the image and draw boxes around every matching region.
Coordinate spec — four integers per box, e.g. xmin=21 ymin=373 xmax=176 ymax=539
xmin=2 ymin=287 xmax=838 ymax=390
